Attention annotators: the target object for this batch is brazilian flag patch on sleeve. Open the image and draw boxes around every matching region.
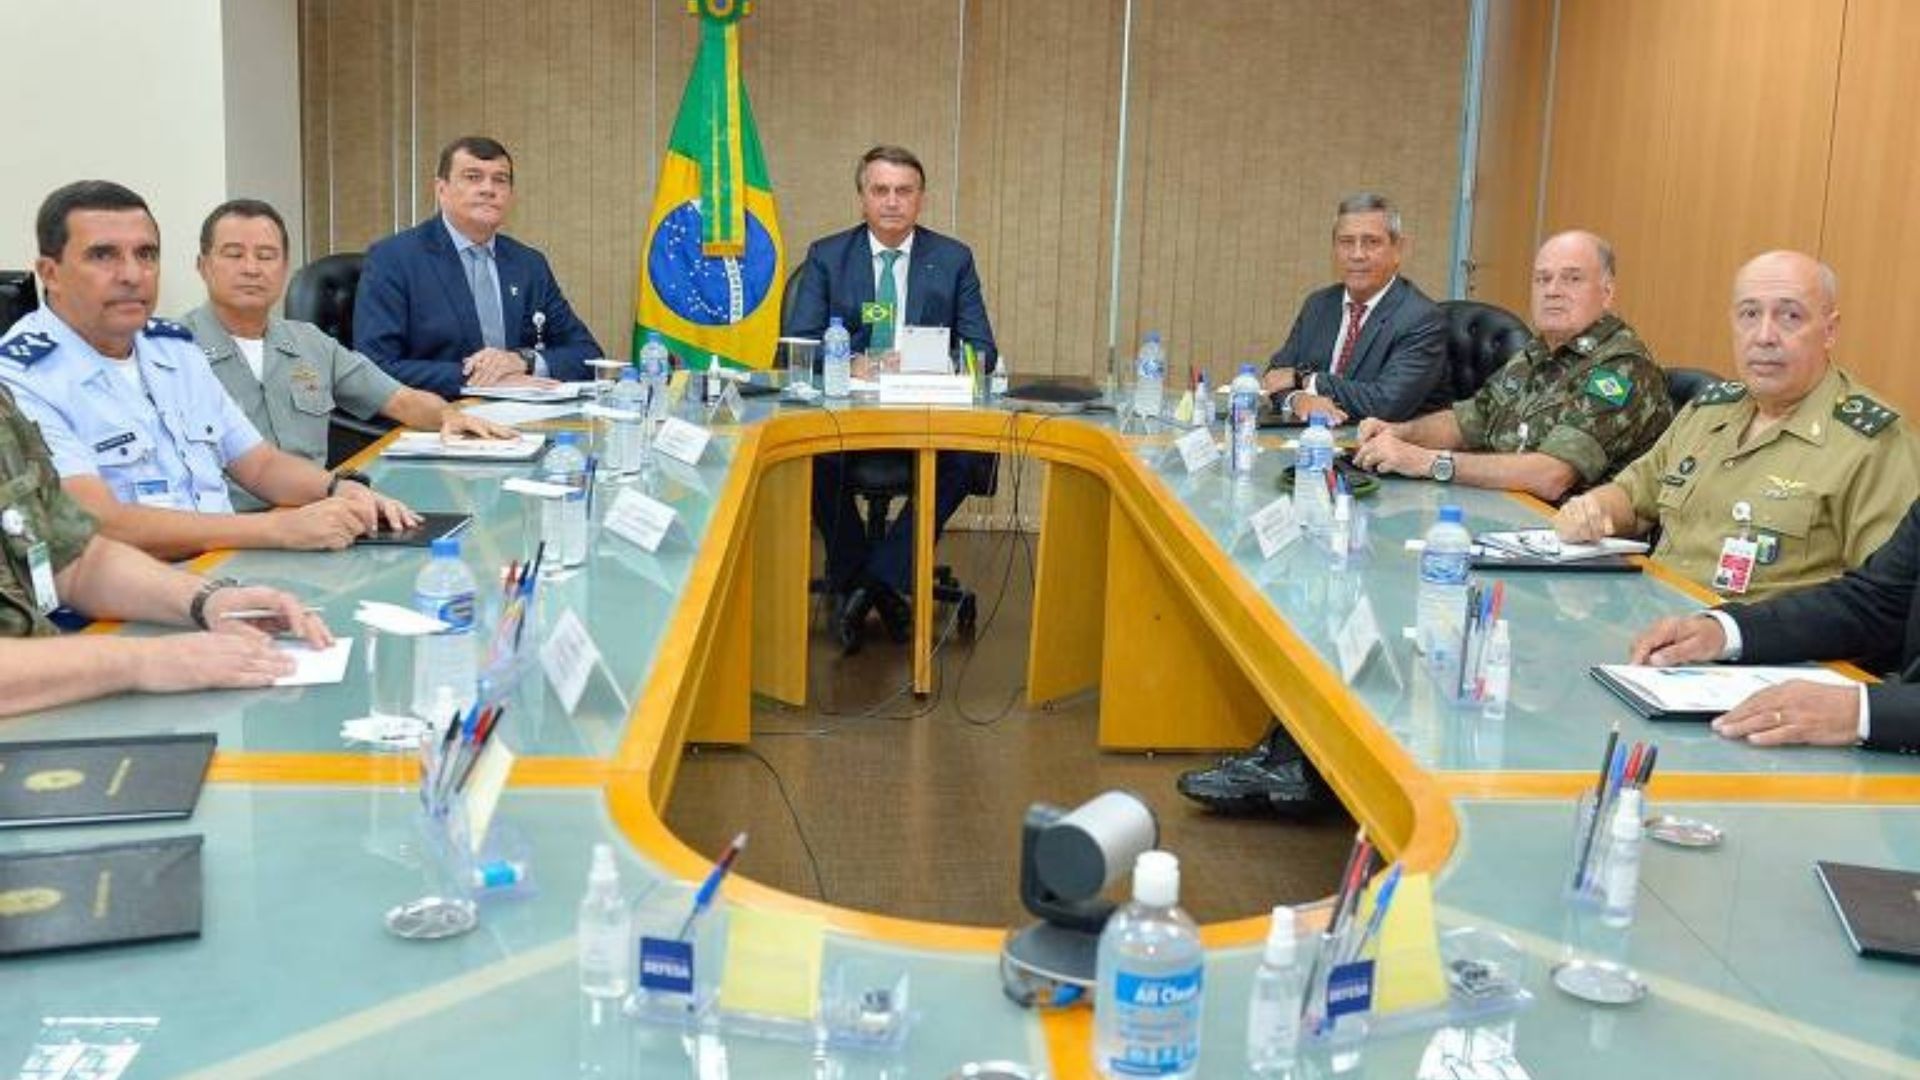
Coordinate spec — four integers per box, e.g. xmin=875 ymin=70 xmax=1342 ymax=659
xmin=1584 ymin=367 xmax=1633 ymax=408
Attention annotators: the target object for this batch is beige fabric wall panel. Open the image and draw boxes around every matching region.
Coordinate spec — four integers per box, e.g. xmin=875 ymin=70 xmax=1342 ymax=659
xmin=301 ymin=1 xmax=1467 ymax=370
xmin=1820 ymin=0 xmax=1920 ymax=409
xmin=1543 ymin=0 xmax=1842 ymax=373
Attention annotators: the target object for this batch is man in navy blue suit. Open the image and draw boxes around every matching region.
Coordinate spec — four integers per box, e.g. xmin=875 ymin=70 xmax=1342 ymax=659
xmin=1260 ymin=193 xmax=1448 ymax=423
xmin=782 ymin=145 xmax=996 ymax=653
xmin=354 ymin=136 xmax=603 ymax=398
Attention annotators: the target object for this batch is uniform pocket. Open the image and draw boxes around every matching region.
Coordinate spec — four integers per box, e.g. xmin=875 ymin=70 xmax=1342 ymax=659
xmin=291 ymin=382 xmax=336 ymax=416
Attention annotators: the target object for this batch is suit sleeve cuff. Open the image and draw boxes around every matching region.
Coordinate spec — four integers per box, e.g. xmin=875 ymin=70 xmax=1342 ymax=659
xmin=1704 ymin=609 xmax=1743 ymax=660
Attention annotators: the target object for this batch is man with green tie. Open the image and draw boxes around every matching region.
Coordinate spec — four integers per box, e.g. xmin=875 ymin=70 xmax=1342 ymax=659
xmin=782 ymin=145 xmax=997 ymax=653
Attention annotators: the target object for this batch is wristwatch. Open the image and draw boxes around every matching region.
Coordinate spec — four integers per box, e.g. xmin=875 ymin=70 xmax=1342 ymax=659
xmin=190 ymin=577 xmax=241 ymax=629
xmin=1429 ymin=450 xmax=1455 ymax=483
xmin=327 ymin=469 xmax=373 ymax=496
xmin=515 ymin=347 xmax=539 ymax=374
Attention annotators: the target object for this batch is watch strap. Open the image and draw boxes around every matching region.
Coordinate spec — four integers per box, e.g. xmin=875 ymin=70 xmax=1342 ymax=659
xmin=190 ymin=577 xmax=240 ymax=630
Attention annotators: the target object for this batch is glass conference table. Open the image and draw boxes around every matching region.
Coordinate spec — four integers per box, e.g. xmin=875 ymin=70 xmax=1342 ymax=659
xmin=1 ymin=397 xmax=1913 ymax=1079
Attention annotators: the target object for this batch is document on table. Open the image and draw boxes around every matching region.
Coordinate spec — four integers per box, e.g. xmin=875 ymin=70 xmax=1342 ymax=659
xmin=1591 ymin=663 xmax=1856 ymax=720
xmin=273 ymin=639 xmax=354 ymax=688
xmin=459 ymin=382 xmax=594 ymax=402
xmin=462 ymin=400 xmax=582 ymax=426
xmin=1476 ymin=529 xmax=1648 ymax=562
xmin=383 ymin=431 xmax=547 ymax=461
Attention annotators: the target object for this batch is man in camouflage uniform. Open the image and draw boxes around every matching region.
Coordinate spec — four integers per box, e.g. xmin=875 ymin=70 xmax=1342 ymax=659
xmin=1351 ymin=230 xmax=1672 ymax=503
xmin=0 ymin=384 xmax=330 ymax=717
xmin=1556 ymin=250 xmax=1920 ymax=602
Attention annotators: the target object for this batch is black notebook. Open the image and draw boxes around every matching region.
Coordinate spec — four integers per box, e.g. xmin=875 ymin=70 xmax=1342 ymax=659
xmin=0 ymin=835 xmax=204 ymax=955
xmin=354 ymin=511 xmax=474 ymax=548
xmin=0 ymin=733 xmax=215 ymax=828
xmin=1814 ymin=860 xmax=1920 ymax=963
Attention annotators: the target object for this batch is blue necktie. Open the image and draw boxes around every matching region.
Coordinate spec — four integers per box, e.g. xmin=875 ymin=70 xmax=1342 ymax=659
xmin=466 ymin=246 xmax=506 ymax=350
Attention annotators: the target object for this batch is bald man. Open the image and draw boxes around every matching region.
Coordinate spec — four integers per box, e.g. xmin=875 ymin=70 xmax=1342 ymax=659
xmin=1350 ymin=230 xmax=1672 ymax=503
xmin=1556 ymin=251 xmax=1920 ymax=602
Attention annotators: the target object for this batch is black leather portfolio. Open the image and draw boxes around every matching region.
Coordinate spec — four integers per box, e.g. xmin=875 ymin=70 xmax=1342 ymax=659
xmin=1815 ymin=860 xmax=1920 ymax=963
xmin=0 ymin=835 xmax=204 ymax=955
xmin=0 ymin=733 xmax=215 ymax=828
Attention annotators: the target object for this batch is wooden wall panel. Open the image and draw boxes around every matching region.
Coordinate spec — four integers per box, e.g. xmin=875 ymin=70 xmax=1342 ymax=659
xmin=1468 ymin=0 xmax=1552 ymax=314
xmin=1113 ymin=0 xmax=1468 ymax=385
xmin=1540 ymin=0 xmax=1843 ymax=373
xmin=300 ymin=0 xmax=1469 ymax=375
xmin=1819 ymin=0 xmax=1920 ymax=409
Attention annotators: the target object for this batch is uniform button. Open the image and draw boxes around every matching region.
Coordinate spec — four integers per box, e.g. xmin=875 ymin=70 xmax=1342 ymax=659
xmin=1723 ymin=460 xmax=1736 ymax=469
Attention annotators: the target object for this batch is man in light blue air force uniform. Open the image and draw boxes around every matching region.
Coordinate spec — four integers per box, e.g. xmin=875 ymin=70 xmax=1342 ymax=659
xmin=0 ymin=181 xmax=417 ymax=562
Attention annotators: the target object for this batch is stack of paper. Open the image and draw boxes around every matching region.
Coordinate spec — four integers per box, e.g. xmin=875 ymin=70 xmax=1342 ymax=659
xmin=1477 ymin=529 xmax=1647 ymax=563
xmin=383 ymin=431 xmax=547 ymax=461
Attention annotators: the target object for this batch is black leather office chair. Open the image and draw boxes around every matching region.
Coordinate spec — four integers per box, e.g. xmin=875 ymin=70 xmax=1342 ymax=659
xmin=1664 ymin=366 xmax=1719 ymax=410
xmin=0 ymin=270 xmax=38 ymax=335
xmin=1437 ymin=300 xmax=1531 ymax=401
xmin=284 ymin=252 xmax=392 ymax=467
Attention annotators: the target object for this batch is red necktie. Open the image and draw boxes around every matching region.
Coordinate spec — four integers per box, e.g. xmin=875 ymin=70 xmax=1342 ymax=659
xmin=1332 ymin=301 xmax=1365 ymax=376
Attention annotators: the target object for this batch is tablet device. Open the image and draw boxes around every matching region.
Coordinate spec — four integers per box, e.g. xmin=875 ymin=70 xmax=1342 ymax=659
xmin=355 ymin=511 xmax=474 ymax=548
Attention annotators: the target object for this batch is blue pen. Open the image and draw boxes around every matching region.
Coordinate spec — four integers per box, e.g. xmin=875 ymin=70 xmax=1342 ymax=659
xmin=677 ymin=831 xmax=748 ymax=940
xmin=1351 ymin=863 xmax=1404 ymax=962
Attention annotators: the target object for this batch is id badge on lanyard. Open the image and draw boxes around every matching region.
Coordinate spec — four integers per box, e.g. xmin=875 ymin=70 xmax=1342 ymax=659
xmin=1712 ymin=500 xmax=1758 ymax=595
xmin=2 ymin=507 xmax=58 ymax=614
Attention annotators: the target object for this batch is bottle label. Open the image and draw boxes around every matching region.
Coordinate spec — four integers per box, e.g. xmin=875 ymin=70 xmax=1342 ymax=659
xmin=429 ymin=592 xmax=475 ymax=632
xmin=1418 ymin=551 xmax=1471 ymax=585
xmin=1105 ymin=966 xmax=1203 ymax=1076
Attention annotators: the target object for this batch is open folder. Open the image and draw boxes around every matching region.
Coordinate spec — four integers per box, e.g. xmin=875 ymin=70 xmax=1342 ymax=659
xmin=1474 ymin=529 xmax=1647 ymax=572
xmin=1591 ymin=664 xmax=1858 ymax=721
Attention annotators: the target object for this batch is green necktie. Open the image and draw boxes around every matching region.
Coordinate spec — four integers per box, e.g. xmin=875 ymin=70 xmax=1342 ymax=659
xmin=872 ymin=249 xmax=901 ymax=352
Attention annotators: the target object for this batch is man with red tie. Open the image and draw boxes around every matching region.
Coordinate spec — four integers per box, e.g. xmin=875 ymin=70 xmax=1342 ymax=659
xmin=1260 ymin=193 xmax=1449 ymax=424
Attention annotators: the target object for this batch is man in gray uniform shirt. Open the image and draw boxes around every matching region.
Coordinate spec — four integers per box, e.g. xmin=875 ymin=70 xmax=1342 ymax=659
xmin=180 ymin=200 xmax=513 ymax=507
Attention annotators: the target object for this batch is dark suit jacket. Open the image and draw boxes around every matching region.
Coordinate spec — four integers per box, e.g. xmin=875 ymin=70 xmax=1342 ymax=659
xmin=353 ymin=217 xmax=603 ymax=398
xmin=781 ymin=224 xmax=996 ymax=362
xmin=1264 ymin=277 xmax=1447 ymax=421
xmin=1725 ymin=500 xmax=1920 ymax=753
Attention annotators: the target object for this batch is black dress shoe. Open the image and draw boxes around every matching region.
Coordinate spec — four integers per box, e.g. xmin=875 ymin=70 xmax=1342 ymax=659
xmin=1175 ymin=723 xmax=1339 ymax=819
xmin=837 ymin=586 xmax=874 ymax=654
xmin=868 ymin=581 xmax=913 ymax=644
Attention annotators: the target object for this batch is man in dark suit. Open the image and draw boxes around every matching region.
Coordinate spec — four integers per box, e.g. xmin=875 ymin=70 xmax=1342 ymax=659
xmin=354 ymin=136 xmax=603 ymax=398
xmin=782 ymin=145 xmax=996 ymax=652
xmin=1629 ymin=500 xmax=1920 ymax=753
xmin=1261 ymin=193 xmax=1448 ymax=423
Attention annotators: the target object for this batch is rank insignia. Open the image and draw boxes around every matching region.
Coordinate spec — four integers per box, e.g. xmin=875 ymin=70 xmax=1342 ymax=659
xmin=1834 ymin=393 xmax=1898 ymax=437
xmin=1692 ymin=381 xmax=1749 ymax=407
xmin=144 ymin=318 xmax=194 ymax=341
xmin=1584 ymin=367 xmax=1632 ymax=407
xmin=0 ymin=332 xmax=55 ymax=366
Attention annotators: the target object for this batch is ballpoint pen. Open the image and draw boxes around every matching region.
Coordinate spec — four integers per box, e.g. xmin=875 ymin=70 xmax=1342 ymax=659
xmin=1350 ymin=862 xmax=1404 ymax=963
xmin=218 ymin=606 xmax=322 ymax=621
xmin=678 ymin=832 xmax=748 ymax=940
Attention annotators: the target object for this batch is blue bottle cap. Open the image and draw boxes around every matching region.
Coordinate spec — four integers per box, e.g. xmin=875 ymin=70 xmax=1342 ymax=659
xmin=1145 ymin=330 xmax=1161 ymax=343
xmin=1239 ymin=362 xmax=1257 ymax=374
xmin=619 ymin=369 xmax=638 ymax=381
xmin=430 ymin=536 xmax=461 ymax=558
xmin=1439 ymin=505 xmax=1464 ymax=524
xmin=647 ymin=331 xmax=662 ymax=344
xmin=1310 ymin=413 xmax=1330 ymax=427
xmin=553 ymin=431 xmax=579 ymax=446
xmin=829 ymin=315 xmax=845 ymax=328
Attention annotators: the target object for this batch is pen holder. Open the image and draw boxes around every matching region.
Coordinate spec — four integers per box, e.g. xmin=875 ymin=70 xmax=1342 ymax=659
xmin=1553 ymin=798 xmax=1646 ymax=1005
xmin=383 ymin=802 xmax=479 ymax=940
xmin=626 ymin=878 xmax=728 ymax=1025
xmin=1299 ymin=929 xmax=1373 ymax=1069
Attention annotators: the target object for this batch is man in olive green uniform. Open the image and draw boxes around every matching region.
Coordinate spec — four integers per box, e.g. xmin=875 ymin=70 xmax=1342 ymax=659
xmin=1351 ymin=231 xmax=1671 ymax=504
xmin=1556 ymin=250 xmax=1920 ymax=602
xmin=0 ymin=384 xmax=329 ymax=716
xmin=183 ymin=199 xmax=513 ymax=509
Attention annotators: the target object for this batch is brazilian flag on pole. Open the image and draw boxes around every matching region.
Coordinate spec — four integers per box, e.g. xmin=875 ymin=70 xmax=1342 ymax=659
xmin=632 ymin=0 xmax=784 ymax=368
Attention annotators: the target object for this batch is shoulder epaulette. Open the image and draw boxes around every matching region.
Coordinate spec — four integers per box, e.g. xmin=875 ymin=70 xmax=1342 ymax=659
xmin=143 ymin=317 xmax=194 ymax=341
xmin=1691 ymin=380 xmax=1748 ymax=407
xmin=1835 ymin=393 xmax=1899 ymax=438
xmin=0 ymin=331 xmax=56 ymax=367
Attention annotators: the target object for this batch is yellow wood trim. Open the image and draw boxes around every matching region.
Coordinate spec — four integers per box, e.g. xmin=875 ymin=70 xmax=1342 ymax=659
xmin=914 ymin=445 xmax=936 ymax=694
xmin=1441 ymin=770 xmax=1920 ymax=803
xmin=205 ymin=751 xmax=615 ymax=786
xmin=1040 ymin=1010 xmax=1095 ymax=1080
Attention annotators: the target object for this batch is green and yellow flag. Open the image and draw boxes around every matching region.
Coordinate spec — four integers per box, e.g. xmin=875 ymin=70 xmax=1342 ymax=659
xmin=632 ymin=0 xmax=784 ymax=368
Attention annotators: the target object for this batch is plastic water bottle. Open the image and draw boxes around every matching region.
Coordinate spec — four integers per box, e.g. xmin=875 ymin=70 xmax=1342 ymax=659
xmin=605 ymin=370 xmax=648 ymax=475
xmin=541 ymin=432 xmax=590 ymax=568
xmin=1195 ymin=370 xmax=1215 ymax=431
xmin=1602 ymin=788 xmax=1646 ymax=928
xmin=1293 ymin=413 xmax=1335 ymax=534
xmin=638 ymin=332 xmax=672 ymax=421
xmin=823 ymin=316 xmax=852 ymax=399
xmin=410 ymin=536 xmax=477 ymax=719
xmin=1094 ymin=851 xmax=1204 ymax=1080
xmin=703 ymin=354 xmax=724 ymax=407
xmin=1132 ymin=332 xmax=1166 ymax=420
xmin=1229 ymin=363 xmax=1261 ymax=479
xmin=1417 ymin=505 xmax=1473 ymax=676
xmin=1246 ymin=905 xmax=1307 ymax=1076
xmin=578 ymin=842 xmax=632 ymax=998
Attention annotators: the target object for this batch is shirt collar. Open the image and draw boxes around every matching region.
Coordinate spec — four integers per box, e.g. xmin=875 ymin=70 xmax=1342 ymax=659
xmin=1342 ymin=276 xmax=1397 ymax=316
xmin=442 ymin=214 xmax=496 ymax=258
xmin=869 ymin=229 xmax=916 ymax=261
xmin=1771 ymin=363 xmax=1848 ymax=446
